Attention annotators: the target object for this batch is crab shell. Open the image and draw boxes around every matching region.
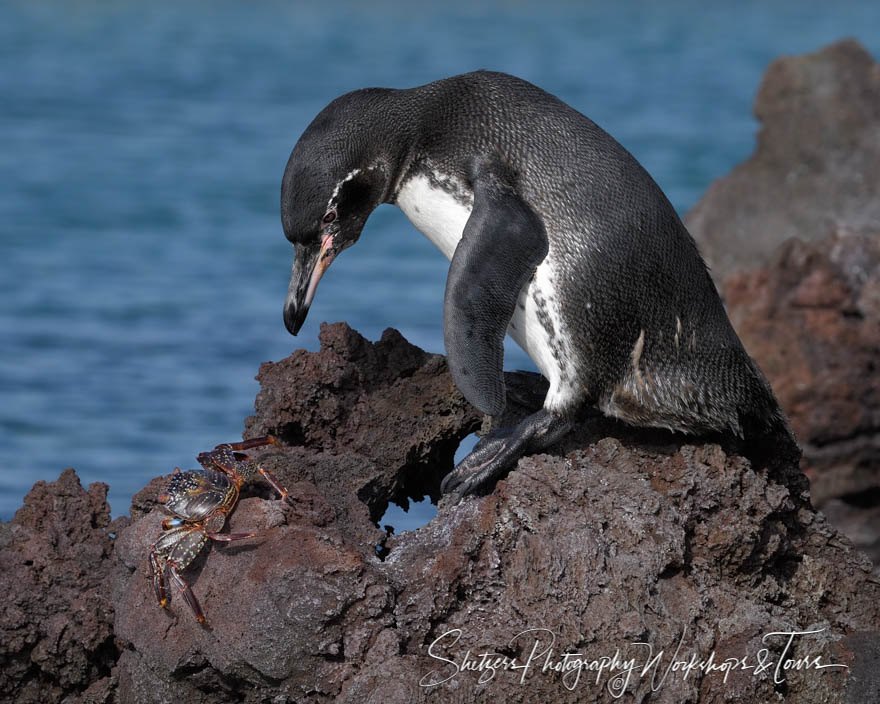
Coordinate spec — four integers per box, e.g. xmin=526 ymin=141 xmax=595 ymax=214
xmin=160 ymin=469 xmax=239 ymax=523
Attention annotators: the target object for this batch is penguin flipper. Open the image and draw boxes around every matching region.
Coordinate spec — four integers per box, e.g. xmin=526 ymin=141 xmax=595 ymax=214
xmin=443 ymin=161 xmax=548 ymax=415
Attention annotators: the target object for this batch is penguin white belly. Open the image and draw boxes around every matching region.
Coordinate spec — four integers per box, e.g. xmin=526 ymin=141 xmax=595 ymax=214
xmin=396 ymin=173 xmax=576 ymax=413
xmin=507 ymin=255 xmax=579 ymax=413
xmin=395 ymin=173 xmax=472 ymax=260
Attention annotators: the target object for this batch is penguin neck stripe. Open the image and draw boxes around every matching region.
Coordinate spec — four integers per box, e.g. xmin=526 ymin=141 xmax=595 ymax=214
xmin=326 ymin=162 xmax=386 ymax=211
xmin=327 ymin=168 xmax=362 ymax=210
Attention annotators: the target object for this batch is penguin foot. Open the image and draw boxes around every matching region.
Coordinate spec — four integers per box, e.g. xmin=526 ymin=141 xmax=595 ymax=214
xmin=441 ymin=410 xmax=572 ymax=500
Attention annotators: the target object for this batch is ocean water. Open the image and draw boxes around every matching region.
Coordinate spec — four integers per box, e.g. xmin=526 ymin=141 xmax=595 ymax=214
xmin=1 ymin=1 xmax=879 ymax=523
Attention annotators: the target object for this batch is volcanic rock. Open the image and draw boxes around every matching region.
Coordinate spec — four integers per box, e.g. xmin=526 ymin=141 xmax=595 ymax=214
xmin=3 ymin=323 xmax=880 ymax=702
xmin=106 ymin=324 xmax=878 ymax=703
xmin=724 ymin=228 xmax=880 ymax=568
xmin=0 ymin=469 xmax=119 ymax=703
xmin=683 ymin=36 xmax=880 ymax=585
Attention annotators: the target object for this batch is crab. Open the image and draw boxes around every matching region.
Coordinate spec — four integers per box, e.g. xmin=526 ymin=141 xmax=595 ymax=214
xmin=149 ymin=435 xmax=288 ymax=624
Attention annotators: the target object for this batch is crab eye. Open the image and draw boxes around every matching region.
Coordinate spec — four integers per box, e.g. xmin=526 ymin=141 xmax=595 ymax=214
xmin=322 ymin=210 xmax=336 ymax=225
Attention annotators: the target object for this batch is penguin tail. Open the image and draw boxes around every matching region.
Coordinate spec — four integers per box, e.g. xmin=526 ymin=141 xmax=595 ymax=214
xmin=736 ymin=379 xmax=810 ymax=502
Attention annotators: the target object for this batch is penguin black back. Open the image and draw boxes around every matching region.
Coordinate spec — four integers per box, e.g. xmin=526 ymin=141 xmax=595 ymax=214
xmin=281 ymin=71 xmax=797 ymax=497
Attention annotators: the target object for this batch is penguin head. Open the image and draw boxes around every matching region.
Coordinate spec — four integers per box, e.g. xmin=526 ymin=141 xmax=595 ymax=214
xmin=280 ymin=99 xmax=392 ymax=336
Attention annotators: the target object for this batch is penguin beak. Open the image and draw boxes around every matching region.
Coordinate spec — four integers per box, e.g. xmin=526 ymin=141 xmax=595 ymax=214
xmin=284 ymin=234 xmax=336 ymax=335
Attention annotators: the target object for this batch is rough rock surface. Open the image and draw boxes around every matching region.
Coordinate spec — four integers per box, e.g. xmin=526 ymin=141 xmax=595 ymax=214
xmin=684 ymin=36 xmax=880 ymax=580
xmin=685 ymin=39 xmax=880 ymax=281
xmin=2 ymin=323 xmax=880 ymax=701
xmin=242 ymin=324 xmax=482 ymax=532
xmin=724 ymin=229 xmax=880 ymax=567
xmin=4 ymin=37 xmax=880 ymax=701
xmin=0 ymin=469 xmax=119 ymax=703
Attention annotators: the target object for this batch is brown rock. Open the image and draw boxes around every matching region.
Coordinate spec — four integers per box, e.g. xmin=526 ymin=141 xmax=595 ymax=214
xmin=680 ymin=38 xmax=880 ymax=586
xmin=0 ymin=469 xmax=119 ymax=703
xmin=685 ymin=39 xmax=880 ymax=281
xmin=105 ymin=324 xmax=877 ymax=703
xmin=244 ymin=322 xmax=482 ymax=529
xmin=724 ymin=229 xmax=880 ymax=567
xmin=4 ymin=323 xmax=880 ymax=702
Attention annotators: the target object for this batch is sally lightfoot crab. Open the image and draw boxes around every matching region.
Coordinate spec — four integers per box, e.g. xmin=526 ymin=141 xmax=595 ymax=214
xmin=149 ymin=436 xmax=288 ymax=624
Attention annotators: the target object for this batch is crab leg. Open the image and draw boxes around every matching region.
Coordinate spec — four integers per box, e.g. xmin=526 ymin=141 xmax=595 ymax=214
xmin=219 ymin=436 xmax=281 ymax=452
xmin=257 ymin=466 xmax=289 ymax=502
xmin=149 ymin=550 xmax=169 ymax=608
xmin=205 ymin=530 xmax=258 ymax=541
xmin=151 ymin=437 xmax=290 ymax=623
xmin=167 ymin=563 xmax=207 ymax=624
xmin=204 ymin=436 xmax=290 ymax=502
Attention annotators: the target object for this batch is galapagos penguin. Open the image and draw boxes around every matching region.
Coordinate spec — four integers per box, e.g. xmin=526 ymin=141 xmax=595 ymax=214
xmin=281 ymin=71 xmax=793 ymax=499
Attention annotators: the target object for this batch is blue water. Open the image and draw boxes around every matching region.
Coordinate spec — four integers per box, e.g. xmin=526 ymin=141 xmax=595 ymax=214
xmin=2 ymin=0 xmax=879 ymax=521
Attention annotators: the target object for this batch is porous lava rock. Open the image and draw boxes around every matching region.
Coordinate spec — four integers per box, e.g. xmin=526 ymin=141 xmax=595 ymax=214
xmin=724 ymin=228 xmax=880 ymax=569
xmin=0 ymin=469 xmax=119 ymax=703
xmin=3 ymin=323 xmax=880 ymax=702
xmin=242 ymin=323 xmax=483 ymax=531
xmin=106 ymin=323 xmax=878 ymax=703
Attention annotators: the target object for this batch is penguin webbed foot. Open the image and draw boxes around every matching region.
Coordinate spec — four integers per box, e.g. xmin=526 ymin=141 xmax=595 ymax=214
xmin=441 ymin=410 xmax=572 ymax=501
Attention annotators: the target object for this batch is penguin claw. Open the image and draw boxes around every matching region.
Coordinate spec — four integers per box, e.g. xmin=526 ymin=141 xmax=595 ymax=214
xmin=440 ymin=434 xmax=511 ymax=497
xmin=441 ymin=410 xmax=573 ymax=500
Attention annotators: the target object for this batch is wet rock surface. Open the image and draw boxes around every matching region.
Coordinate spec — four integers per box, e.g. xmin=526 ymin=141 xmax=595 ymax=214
xmin=686 ymin=39 xmax=880 ymax=282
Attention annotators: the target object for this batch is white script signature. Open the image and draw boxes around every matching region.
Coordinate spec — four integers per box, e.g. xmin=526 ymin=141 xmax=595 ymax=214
xmin=420 ymin=627 xmax=849 ymax=695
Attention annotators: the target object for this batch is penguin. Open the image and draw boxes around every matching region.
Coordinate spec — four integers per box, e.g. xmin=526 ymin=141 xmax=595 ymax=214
xmin=281 ymin=71 xmax=794 ymax=499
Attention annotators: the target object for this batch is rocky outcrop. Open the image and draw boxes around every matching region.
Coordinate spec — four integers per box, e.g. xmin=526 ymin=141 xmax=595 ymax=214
xmin=3 ymin=323 xmax=879 ymax=702
xmin=685 ymin=39 xmax=880 ymax=282
xmin=4 ymin=38 xmax=880 ymax=702
xmin=682 ymin=36 xmax=880 ymax=582
xmin=242 ymin=324 xmax=482 ymax=533
xmin=0 ymin=470 xmax=118 ymax=703
xmin=113 ymin=324 xmax=880 ymax=701
xmin=724 ymin=228 xmax=880 ymax=568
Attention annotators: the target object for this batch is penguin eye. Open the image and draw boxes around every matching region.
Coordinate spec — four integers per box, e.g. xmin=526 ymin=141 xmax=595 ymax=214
xmin=322 ymin=210 xmax=336 ymax=225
